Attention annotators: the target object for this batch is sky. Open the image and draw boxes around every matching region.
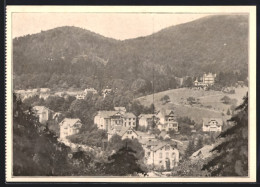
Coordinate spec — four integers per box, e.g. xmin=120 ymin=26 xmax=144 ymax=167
xmin=12 ymin=13 xmax=209 ymax=40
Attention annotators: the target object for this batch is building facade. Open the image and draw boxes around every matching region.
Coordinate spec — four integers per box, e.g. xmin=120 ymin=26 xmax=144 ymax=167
xmin=59 ymin=118 xmax=82 ymax=139
xmin=202 ymin=118 xmax=223 ymax=132
xmin=194 ymin=72 xmax=217 ymax=87
xmin=138 ymin=114 xmax=159 ymax=129
xmin=94 ymin=107 xmax=136 ymax=131
xmin=144 ymin=142 xmax=179 ymax=170
xmin=157 ymin=110 xmax=178 ymax=132
xmin=32 ymin=106 xmax=53 ymax=124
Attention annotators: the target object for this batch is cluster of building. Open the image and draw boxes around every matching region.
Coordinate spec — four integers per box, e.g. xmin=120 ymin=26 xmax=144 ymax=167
xmin=15 ymin=87 xmax=113 ymax=101
xmin=194 ymin=72 xmax=217 ymax=89
xmin=31 ymin=103 xmax=223 ymax=171
xmin=93 ymin=107 xmax=180 ymax=170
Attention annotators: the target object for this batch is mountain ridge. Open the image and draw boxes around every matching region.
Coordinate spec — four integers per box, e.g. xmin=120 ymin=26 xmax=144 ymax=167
xmin=13 ymin=15 xmax=248 ymax=92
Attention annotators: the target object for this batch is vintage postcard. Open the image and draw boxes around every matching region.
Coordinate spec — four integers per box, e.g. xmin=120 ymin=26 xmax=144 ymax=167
xmin=5 ymin=6 xmax=256 ymax=182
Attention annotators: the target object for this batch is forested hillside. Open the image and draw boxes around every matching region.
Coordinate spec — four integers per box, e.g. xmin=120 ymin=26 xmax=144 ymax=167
xmin=13 ymin=15 xmax=248 ymax=94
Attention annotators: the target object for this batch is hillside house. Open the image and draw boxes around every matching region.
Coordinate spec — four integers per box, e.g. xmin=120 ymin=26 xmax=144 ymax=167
xmin=194 ymin=72 xmax=217 ymax=88
xmin=144 ymin=141 xmax=179 ymax=170
xmin=32 ymin=106 xmax=53 ymax=125
xmin=203 ymin=72 xmax=216 ymax=85
xmin=94 ymin=108 xmax=136 ymax=131
xmin=202 ymin=118 xmax=223 ymax=132
xmin=84 ymin=88 xmax=98 ymax=95
xmin=76 ymin=93 xmax=87 ymax=100
xmin=59 ymin=118 xmax=82 ymax=139
xmin=157 ymin=110 xmax=178 ymax=132
xmin=107 ymin=126 xmax=138 ymax=141
xmin=138 ymin=114 xmax=159 ymax=129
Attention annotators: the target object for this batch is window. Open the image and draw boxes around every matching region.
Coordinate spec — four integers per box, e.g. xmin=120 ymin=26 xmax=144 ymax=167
xmin=159 ymin=160 xmax=162 ymax=164
xmin=147 ymin=152 xmax=151 ymax=156
xmin=159 ymin=152 xmax=162 ymax=158
xmin=133 ymin=122 xmax=136 ymax=126
xmin=132 ymin=136 xmax=134 ymax=139
xmin=129 ymin=122 xmax=131 ymax=126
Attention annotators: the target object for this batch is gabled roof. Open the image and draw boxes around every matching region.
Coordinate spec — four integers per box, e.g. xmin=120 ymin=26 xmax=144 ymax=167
xmin=118 ymin=126 xmax=138 ymax=137
xmin=157 ymin=109 xmax=176 ymax=117
xmin=203 ymin=118 xmax=223 ymax=126
xmin=97 ymin=111 xmax=118 ymax=118
xmin=159 ymin=131 xmax=168 ymax=138
xmin=138 ymin=114 xmax=157 ymax=119
xmin=124 ymin=112 xmax=136 ymax=118
xmin=59 ymin=118 xmax=82 ymax=128
xmin=151 ymin=142 xmax=173 ymax=152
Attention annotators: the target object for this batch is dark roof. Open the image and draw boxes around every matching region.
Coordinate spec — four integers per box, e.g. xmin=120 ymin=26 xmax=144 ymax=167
xmin=203 ymin=118 xmax=223 ymax=126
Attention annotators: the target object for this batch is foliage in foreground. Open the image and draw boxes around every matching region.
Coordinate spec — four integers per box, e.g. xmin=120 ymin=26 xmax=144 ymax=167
xmin=203 ymin=93 xmax=248 ymax=176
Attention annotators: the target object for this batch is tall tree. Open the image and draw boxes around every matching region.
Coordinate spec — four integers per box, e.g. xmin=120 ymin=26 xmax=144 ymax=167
xmin=202 ymin=93 xmax=248 ymax=176
xmin=105 ymin=142 xmax=146 ymax=176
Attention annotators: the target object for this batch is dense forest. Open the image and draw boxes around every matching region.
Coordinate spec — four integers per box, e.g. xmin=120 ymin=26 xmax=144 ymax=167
xmin=13 ymin=15 xmax=248 ymax=94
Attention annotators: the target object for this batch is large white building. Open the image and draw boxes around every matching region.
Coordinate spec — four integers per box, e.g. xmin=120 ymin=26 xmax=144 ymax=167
xmin=143 ymin=141 xmax=179 ymax=170
xmin=94 ymin=107 xmax=136 ymax=131
xmin=194 ymin=72 xmax=217 ymax=87
xmin=202 ymin=118 xmax=223 ymax=132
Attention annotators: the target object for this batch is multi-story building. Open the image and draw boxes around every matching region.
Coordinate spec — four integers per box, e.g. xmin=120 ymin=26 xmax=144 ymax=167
xmin=94 ymin=107 xmax=136 ymax=131
xmin=76 ymin=93 xmax=87 ymax=100
xmin=59 ymin=118 xmax=82 ymax=139
xmin=32 ymin=106 xmax=53 ymax=125
xmin=194 ymin=72 xmax=217 ymax=87
xmin=143 ymin=141 xmax=179 ymax=170
xmin=157 ymin=110 xmax=178 ymax=132
xmin=138 ymin=114 xmax=159 ymax=129
xmin=202 ymin=72 xmax=216 ymax=85
xmin=202 ymin=118 xmax=223 ymax=132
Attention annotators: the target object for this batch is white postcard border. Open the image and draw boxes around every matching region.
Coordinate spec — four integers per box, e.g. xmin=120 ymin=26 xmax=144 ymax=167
xmin=5 ymin=6 xmax=257 ymax=182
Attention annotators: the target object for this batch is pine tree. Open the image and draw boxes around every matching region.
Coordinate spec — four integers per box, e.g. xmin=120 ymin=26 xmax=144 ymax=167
xmin=196 ymin=136 xmax=204 ymax=151
xmin=185 ymin=140 xmax=195 ymax=159
xmin=105 ymin=141 xmax=146 ymax=176
xmin=202 ymin=93 xmax=248 ymax=176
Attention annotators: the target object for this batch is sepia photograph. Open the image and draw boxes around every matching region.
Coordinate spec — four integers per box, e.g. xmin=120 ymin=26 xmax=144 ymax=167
xmin=5 ymin=6 xmax=256 ymax=182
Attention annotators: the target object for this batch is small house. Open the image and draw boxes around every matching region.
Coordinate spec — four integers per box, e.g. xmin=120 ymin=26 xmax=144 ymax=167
xmin=59 ymin=118 xmax=82 ymax=139
xmin=202 ymin=118 xmax=223 ymax=132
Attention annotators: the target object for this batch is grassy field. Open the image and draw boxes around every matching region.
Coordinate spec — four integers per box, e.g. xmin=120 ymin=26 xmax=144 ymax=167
xmin=137 ymin=87 xmax=248 ymax=124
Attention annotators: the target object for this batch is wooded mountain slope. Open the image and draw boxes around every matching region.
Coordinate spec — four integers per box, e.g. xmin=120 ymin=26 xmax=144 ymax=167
xmin=13 ymin=15 xmax=248 ymax=91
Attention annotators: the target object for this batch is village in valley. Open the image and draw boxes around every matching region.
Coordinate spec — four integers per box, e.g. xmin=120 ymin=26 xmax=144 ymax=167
xmin=14 ymin=72 xmax=248 ymax=176
xmin=12 ymin=14 xmax=249 ymax=177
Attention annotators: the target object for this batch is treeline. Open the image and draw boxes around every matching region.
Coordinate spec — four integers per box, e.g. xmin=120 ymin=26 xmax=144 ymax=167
xmin=22 ymin=91 xmax=155 ymax=132
xmin=14 ymin=15 xmax=248 ymax=94
xmin=13 ymin=94 xmax=147 ymax=176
